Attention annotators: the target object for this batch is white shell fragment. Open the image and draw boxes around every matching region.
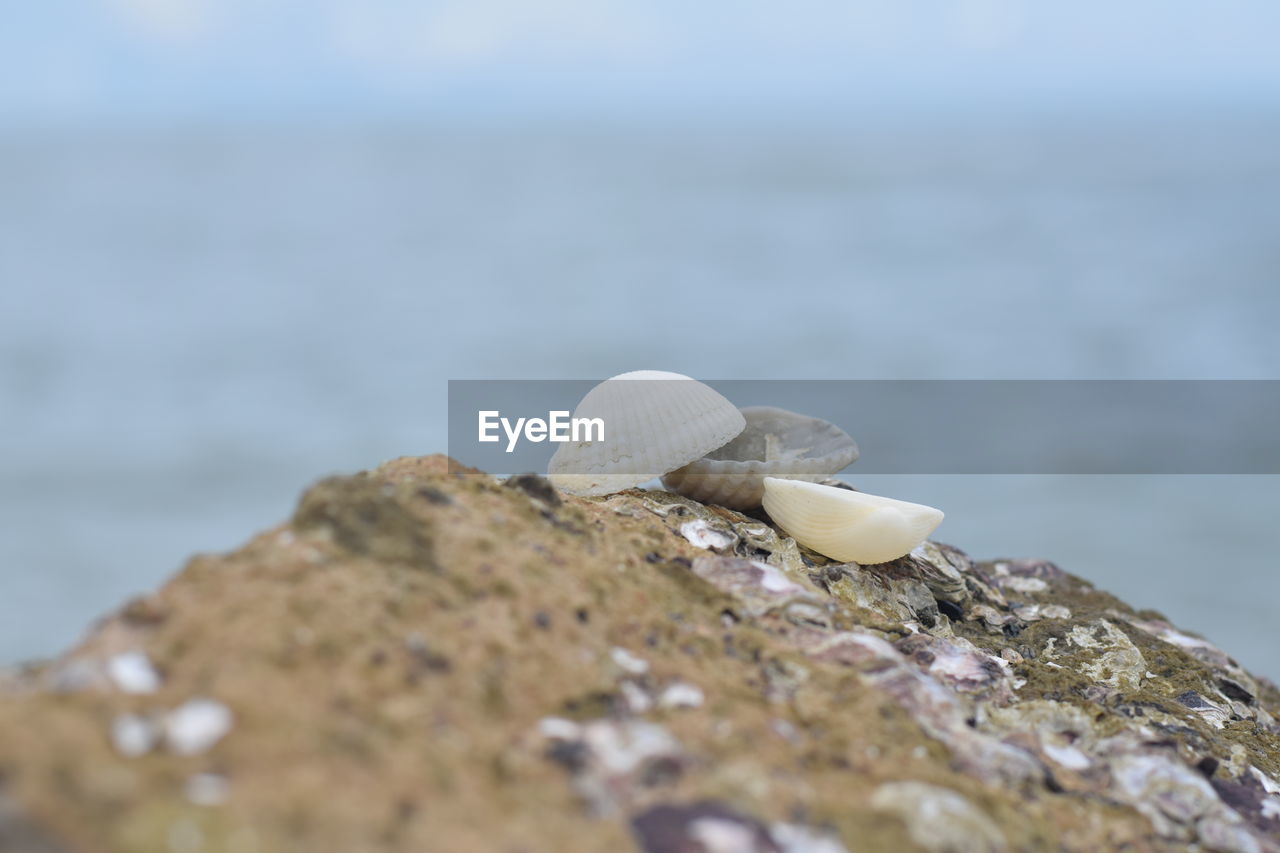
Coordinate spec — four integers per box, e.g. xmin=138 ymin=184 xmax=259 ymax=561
xmin=111 ymin=713 xmax=160 ymax=757
xmin=165 ymin=698 xmax=233 ymax=756
xmin=761 ymin=478 xmax=944 ymax=565
xmin=658 ymin=681 xmax=705 ymax=709
xmin=107 ymin=650 xmax=161 ymax=695
xmin=548 ymin=370 xmax=745 ymax=496
xmin=679 ymin=519 xmax=736 ymax=551
xmin=185 ymin=773 xmax=230 ymax=806
xmin=610 ymin=647 xmax=650 ymax=675
xmin=662 ymin=406 xmax=859 ymax=509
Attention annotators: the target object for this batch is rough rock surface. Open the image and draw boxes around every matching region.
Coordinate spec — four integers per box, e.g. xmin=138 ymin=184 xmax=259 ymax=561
xmin=1 ymin=455 xmax=1278 ymax=852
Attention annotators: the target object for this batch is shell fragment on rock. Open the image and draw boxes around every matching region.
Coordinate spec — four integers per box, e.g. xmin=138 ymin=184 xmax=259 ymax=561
xmin=761 ymin=477 xmax=944 ymax=565
xmin=547 ymin=371 xmax=745 ymax=496
xmin=661 ymin=406 xmax=858 ymax=510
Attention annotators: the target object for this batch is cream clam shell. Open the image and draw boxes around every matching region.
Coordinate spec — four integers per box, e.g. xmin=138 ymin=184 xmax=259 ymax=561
xmin=547 ymin=370 xmax=746 ymax=496
xmin=661 ymin=406 xmax=858 ymax=510
xmin=761 ymin=477 xmax=944 ymax=564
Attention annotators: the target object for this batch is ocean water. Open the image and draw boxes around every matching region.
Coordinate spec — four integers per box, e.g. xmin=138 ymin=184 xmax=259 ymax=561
xmin=2 ymin=109 xmax=1278 ymax=678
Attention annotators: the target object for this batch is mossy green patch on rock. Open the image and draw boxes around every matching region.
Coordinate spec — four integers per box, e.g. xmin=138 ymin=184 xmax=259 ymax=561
xmin=0 ymin=455 xmax=1277 ymax=852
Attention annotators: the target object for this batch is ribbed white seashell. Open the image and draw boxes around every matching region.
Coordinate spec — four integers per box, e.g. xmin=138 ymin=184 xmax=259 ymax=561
xmin=547 ymin=370 xmax=745 ymax=496
xmin=761 ymin=477 xmax=944 ymax=565
xmin=661 ymin=406 xmax=858 ymax=510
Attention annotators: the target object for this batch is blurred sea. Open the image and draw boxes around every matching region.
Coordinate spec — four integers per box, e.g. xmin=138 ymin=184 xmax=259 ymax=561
xmin=2 ymin=108 xmax=1278 ymax=678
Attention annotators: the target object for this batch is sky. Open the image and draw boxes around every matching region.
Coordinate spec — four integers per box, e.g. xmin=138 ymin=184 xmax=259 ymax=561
xmin=4 ymin=0 xmax=1280 ymax=123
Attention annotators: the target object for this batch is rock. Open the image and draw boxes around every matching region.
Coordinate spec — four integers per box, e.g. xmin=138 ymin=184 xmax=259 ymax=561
xmin=540 ymin=716 xmax=687 ymax=816
xmin=629 ymin=799 xmax=852 ymax=853
xmin=503 ymin=472 xmax=561 ymax=507
xmin=870 ymin=781 xmax=1008 ymax=853
xmin=690 ymin=555 xmax=818 ymax=617
xmin=630 ymin=801 xmax=779 ymax=853
xmin=0 ymin=795 xmax=68 ymax=853
xmin=907 ymin=540 xmax=973 ymax=606
xmin=1046 ymin=619 xmax=1148 ymax=691
xmin=0 ymin=454 xmax=1277 ymax=852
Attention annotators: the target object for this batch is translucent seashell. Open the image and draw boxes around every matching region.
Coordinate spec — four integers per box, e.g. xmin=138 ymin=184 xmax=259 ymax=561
xmin=761 ymin=477 xmax=944 ymax=565
xmin=548 ymin=370 xmax=745 ymax=496
xmin=661 ymin=406 xmax=858 ymax=510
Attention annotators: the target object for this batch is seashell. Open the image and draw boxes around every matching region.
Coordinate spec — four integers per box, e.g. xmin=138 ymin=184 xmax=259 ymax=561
xmin=761 ymin=477 xmax=944 ymax=565
xmin=661 ymin=406 xmax=858 ymax=510
xmin=548 ymin=370 xmax=745 ymax=496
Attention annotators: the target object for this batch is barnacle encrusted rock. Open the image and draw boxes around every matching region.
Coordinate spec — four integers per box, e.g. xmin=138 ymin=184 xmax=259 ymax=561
xmin=0 ymin=454 xmax=1277 ymax=852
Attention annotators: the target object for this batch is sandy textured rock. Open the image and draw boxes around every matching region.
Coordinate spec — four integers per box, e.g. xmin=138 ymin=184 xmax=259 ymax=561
xmin=0 ymin=454 xmax=1278 ymax=852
